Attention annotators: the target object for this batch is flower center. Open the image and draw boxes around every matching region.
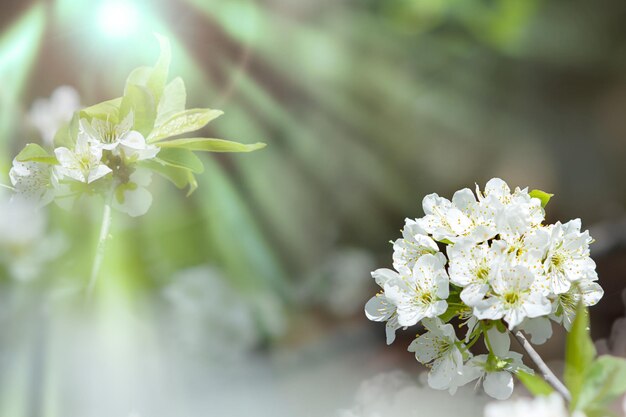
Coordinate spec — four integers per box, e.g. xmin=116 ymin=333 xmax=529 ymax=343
xmin=503 ymin=292 xmax=520 ymax=305
xmin=416 ymin=291 xmax=433 ymax=305
xmin=551 ymin=252 xmax=566 ymax=271
xmin=475 ymin=265 xmax=490 ymax=281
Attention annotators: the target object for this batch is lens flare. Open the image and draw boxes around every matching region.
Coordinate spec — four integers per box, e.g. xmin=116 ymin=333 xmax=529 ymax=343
xmin=97 ymin=1 xmax=140 ymax=39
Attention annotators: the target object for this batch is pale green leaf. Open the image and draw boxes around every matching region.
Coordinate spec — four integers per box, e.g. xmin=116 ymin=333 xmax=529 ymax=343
xmin=140 ymin=159 xmax=191 ymax=189
xmin=124 ymin=66 xmax=152 ymax=91
xmin=186 ymin=170 xmax=198 ymax=196
xmin=53 ymin=113 xmax=80 ymax=148
xmin=516 ymin=370 xmax=554 ymax=396
xmin=565 ymin=303 xmax=596 ymax=409
xmin=529 ymin=189 xmax=554 ymax=208
xmin=146 ymin=33 xmax=171 ymax=102
xmin=120 ymin=84 xmax=156 ymax=137
xmin=154 ymin=148 xmax=204 ymax=174
xmin=155 ymin=137 xmax=266 ymax=153
xmin=577 ymin=356 xmax=626 ymax=412
xmin=439 ymin=304 xmax=462 ymax=323
xmin=156 ymin=77 xmax=186 ymax=127
xmin=148 ymin=108 xmax=224 ymax=142
xmin=15 ymin=143 xmax=58 ymax=164
xmin=79 ymin=97 xmax=122 ymax=123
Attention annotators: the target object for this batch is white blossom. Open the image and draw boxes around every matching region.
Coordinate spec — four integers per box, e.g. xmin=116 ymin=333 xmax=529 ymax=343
xmin=81 ymin=115 xmax=159 ymax=161
xmin=460 ymin=327 xmax=531 ymax=400
xmin=365 ymin=268 xmax=402 ymax=344
xmin=540 ymin=219 xmax=597 ymax=295
xmin=516 ymin=317 xmax=553 ymax=345
xmin=384 ymin=253 xmax=449 ymax=327
xmin=9 ymin=159 xmax=56 ymax=206
xmin=474 ymin=265 xmax=551 ymax=329
xmin=475 ymin=178 xmax=544 ymax=239
xmin=552 ymin=279 xmax=604 ymax=331
xmin=447 ymin=241 xmax=498 ymax=306
xmin=54 ymin=133 xmax=112 ymax=184
xmin=415 ymin=192 xmax=474 ymax=244
xmin=28 ymin=85 xmax=80 ymax=146
xmin=112 ymin=168 xmax=154 ymax=217
xmin=408 ymin=318 xmax=465 ymax=391
xmin=365 ymin=177 xmax=603 ymax=387
xmin=392 ymin=218 xmax=439 ymax=271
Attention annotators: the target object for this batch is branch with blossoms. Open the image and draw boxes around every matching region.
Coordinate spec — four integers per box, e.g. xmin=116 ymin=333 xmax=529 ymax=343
xmin=365 ymin=178 xmax=626 ymax=416
xmin=6 ymin=35 xmax=265 ymax=294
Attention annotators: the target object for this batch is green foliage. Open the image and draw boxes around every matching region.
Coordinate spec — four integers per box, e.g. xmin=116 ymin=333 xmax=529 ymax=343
xmin=146 ymin=33 xmax=171 ymax=103
xmin=565 ymin=302 xmax=595 ymax=409
xmin=156 ymin=77 xmax=186 ymax=126
xmin=529 ymin=189 xmax=554 ymax=208
xmin=577 ymin=356 xmax=626 ymax=414
xmin=53 ymin=113 xmax=79 ymax=148
xmin=155 ymin=148 xmax=205 ymax=174
xmin=15 ymin=143 xmax=58 ymax=164
xmin=561 ymin=303 xmax=626 ymax=416
xmin=44 ymin=34 xmax=265 ymax=201
xmin=120 ymin=84 xmax=156 ymax=137
xmin=80 ymin=97 xmax=122 ymax=123
xmin=147 ymin=109 xmax=224 ymax=143
xmin=140 ymin=159 xmax=191 ymax=190
xmin=516 ymin=370 xmax=554 ymax=396
xmin=439 ymin=290 xmax=462 ymax=322
xmin=156 ymin=138 xmax=266 ymax=153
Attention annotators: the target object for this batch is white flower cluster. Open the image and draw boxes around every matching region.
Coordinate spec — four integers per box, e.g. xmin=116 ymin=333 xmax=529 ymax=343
xmin=365 ymin=178 xmax=603 ymax=400
xmin=9 ymin=112 xmax=160 ymax=217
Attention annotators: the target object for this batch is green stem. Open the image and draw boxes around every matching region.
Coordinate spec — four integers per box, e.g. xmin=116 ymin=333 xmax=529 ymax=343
xmin=480 ymin=322 xmax=494 ymax=352
xmin=465 ymin=332 xmax=482 ymax=350
xmin=86 ymin=200 xmax=112 ymax=297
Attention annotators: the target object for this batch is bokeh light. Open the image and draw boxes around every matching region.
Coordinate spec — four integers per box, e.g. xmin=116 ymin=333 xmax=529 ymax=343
xmin=96 ymin=0 xmax=141 ymax=39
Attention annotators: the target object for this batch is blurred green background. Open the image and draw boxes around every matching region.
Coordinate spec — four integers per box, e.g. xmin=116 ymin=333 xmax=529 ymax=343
xmin=1 ymin=0 xmax=626 ymax=416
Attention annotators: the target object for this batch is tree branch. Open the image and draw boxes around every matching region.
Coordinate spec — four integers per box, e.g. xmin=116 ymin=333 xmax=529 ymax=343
xmin=512 ymin=330 xmax=571 ymax=402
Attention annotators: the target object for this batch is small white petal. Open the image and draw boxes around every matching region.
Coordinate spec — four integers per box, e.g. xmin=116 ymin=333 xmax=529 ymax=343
xmin=483 ymin=371 xmax=514 ymax=400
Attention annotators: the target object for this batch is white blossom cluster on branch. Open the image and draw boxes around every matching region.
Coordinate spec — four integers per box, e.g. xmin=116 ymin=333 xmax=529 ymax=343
xmin=365 ymin=178 xmax=603 ymax=399
xmin=7 ymin=35 xmax=264 ymax=218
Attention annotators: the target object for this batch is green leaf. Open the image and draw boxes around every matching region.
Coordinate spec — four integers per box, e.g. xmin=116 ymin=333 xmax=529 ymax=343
xmin=585 ymin=407 xmax=619 ymax=417
xmin=155 ymin=77 xmax=186 ymax=126
xmin=516 ymin=370 xmax=554 ymax=396
xmin=120 ymin=84 xmax=156 ymax=137
xmin=79 ymin=97 xmax=122 ymax=123
xmin=154 ymin=148 xmax=204 ymax=174
xmin=529 ymin=189 xmax=554 ymax=208
xmin=439 ymin=304 xmax=462 ymax=323
xmin=186 ymin=170 xmax=198 ymax=196
xmin=146 ymin=33 xmax=171 ymax=102
xmin=565 ymin=302 xmax=596 ymax=409
xmin=439 ymin=290 xmax=462 ymax=322
xmin=155 ymin=137 xmax=266 ymax=153
xmin=53 ymin=113 xmax=79 ymax=148
xmin=140 ymin=159 xmax=191 ymax=190
xmin=15 ymin=143 xmax=58 ymax=164
xmin=124 ymin=66 xmax=152 ymax=90
xmin=577 ymin=356 xmax=626 ymax=412
xmin=147 ymin=108 xmax=224 ymax=142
